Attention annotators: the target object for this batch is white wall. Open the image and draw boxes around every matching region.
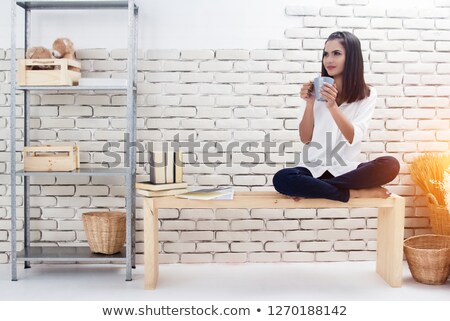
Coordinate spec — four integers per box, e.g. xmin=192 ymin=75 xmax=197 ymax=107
xmin=0 ymin=0 xmax=306 ymax=50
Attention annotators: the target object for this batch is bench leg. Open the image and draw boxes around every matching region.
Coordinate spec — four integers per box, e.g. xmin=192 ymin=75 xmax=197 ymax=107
xmin=376 ymin=196 xmax=405 ymax=287
xmin=144 ymin=198 xmax=159 ymax=290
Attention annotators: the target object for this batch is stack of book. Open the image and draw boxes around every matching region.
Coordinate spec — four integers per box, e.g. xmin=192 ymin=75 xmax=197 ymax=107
xmin=136 ymin=181 xmax=188 ymax=197
xmin=176 ymin=187 xmax=234 ymax=200
xmin=149 ymin=151 xmax=183 ymax=184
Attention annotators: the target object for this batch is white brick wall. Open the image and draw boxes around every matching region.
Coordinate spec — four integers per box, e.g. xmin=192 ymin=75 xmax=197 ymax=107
xmin=1 ymin=0 xmax=449 ymax=264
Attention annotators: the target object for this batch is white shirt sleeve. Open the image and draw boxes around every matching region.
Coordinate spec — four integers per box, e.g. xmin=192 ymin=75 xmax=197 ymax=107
xmin=345 ymin=87 xmax=377 ymax=147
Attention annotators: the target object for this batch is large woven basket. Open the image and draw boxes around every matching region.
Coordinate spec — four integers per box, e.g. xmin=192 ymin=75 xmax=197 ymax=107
xmin=404 ymin=234 xmax=450 ymax=285
xmin=427 ymin=193 xmax=450 ymax=235
xmin=82 ymin=211 xmax=126 ymax=255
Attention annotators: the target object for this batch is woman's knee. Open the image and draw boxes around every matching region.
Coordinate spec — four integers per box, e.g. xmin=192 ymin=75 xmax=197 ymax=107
xmin=272 ymin=168 xmax=292 ymax=192
xmin=376 ymin=156 xmax=400 ymax=179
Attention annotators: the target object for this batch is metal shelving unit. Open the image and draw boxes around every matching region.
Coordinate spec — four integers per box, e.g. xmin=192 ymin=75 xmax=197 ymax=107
xmin=10 ymin=0 xmax=138 ymax=281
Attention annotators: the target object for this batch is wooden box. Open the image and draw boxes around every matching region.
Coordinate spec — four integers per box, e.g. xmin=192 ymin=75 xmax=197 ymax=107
xmin=23 ymin=145 xmax=80 ymax=172
xmin=18 ymin=58 xmax=81 ymax=86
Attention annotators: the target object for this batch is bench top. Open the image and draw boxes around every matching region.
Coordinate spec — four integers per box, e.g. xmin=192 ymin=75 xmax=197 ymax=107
xmin=151 ymin=191 xmax=402 ymax=209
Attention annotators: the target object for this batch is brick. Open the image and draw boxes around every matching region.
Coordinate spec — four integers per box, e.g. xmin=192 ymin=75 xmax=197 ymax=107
xmin=41 ymin=231 xmax=75 ymax=242
xmin=266 ymin=220 xmax=299 ymax=230
xmin=248 ymin=252 xmax=281 ymax=263
xmin=265 ymin=241 xmax=297 ymax=252
xmin=214 ymin=253 xmax=247 ymax=263
xmin=284 ymin=209 xmax=316 ymax=219
xmin=436 ymin=19 xmax=450 ymax=29
xmin=371 ymin=18 xmax=402 ymax=29
xmin=179 ymin=95 xmax=214 ymax=106
xmin=163 ymin=242 xmax=195 ymax=253
xmin=284 ymin=51 xmax=318 ymax=62
xmin=251 ymin=231 xmax=283 ymax=241
xmin=138 ymin=61 xmax=162 ymax=71
xmin=180 ymin=50 xmax=214 ymax=60
xmin=179 ymin=72 xmax=214 ymax=83
xmin=161 ymin=220 xmax=195 ymax=230
xmin=418 ymin=120 xmax=449 ymax=130
xmin=350 ymin=229 xmax=377 ymax=239
xmin=165 ymin=84 xmax=197 ymax=94
xmin=250 ymin=50 xmax=283 ymax=60
xmin=146 ymin=72 xmax=180 ymax=82
xmin=216 ymin=231 xmax=249 ymax=241
xmin=231 ymin=242 xmax=263 ymax=252
xmin=249 ymin=73 xmax=283 ymax=83
xmin=282 ymin=252 xmax=315 ymax=262
xmin=197 ymin=220 xmax=229 ymax=231
xmin=316 ymin=252 xmax=348 ymax=262
xmin=146 ymin=50 xmax=180 ymax=60
xmin=314 ymin=207 xmax=349 ymax=219
xmin=334 ymin=219 xmax=366 ymax=229
xmin=404 ymin=86 xmax=436 ymax=96
xmin=180 ymin=231 xmax=214 ymax=241
xmin=404 ymin=19 xmax=435 ymax=30
xmin=337 ymin=17 xmax=370 ymax=28
xmin=387 ymin=52 xmax=420 ymax=62
xmin=250 ymin=209 xmax=283 ymax=219
xmin=199 ymin=84 xmax=232 ymax=94
xmin=371 ymin=41 xmax=402 ymax=51
xmin=403 ymin=108 xmax=435 ymax=119
xmin=234 ymin=61 xmax=267 ymax=72
xmin=422 ymin=31 xmax=450 ymax=41
xmin=41 ymin=118 xmax=75 ymax=128
xmin=285 ymin=231 xmax=316 ymax=241
xmin=216 ymin=50 xmax=249 ymax=60
xmin=76 ymin=49 xmax=108 ymax=59
xmin=334 ymin=240 xmax=366 ymax=250
xmin=404 ymin=131 xmax=435 ymax=141
xmin=235 ymin=85 xmax=268 ymax=95
xmin=303 ymin=17 xmax=335 ymax=28
xmin=371 ymin=63 xmax=403 ymax=73
xmin=196 ymin=242 xmax=229 ymax=252
xmin=199 ymin=61 xmax=232 ymax=72
xmin=181 ymin=254 xmax=212 ymax=263
xmin=300 ymin=241 xmax=332 ymax=252
xmin=215 ymin=73 xmax=248 ymax=83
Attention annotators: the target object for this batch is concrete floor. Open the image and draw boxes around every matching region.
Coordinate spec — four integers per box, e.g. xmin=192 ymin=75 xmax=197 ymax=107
xmin=1 ymin=261 xmax=449 ymax=301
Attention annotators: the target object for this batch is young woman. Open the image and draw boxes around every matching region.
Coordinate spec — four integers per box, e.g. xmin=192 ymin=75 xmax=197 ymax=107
xmin=273 ymin=31 xmax=400 ymax=202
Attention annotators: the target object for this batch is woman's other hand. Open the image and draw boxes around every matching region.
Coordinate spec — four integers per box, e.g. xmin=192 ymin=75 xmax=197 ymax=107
xmin=320 ymin=82 xmax=339 ymax=108
xmin=300 ymin=81 xmax=315 ymax=104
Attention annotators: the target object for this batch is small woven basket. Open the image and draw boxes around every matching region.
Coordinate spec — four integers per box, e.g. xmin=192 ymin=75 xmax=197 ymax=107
xmin=403 ymin=234 xmax=450 ymax=285
xmin=427 ymin=193 xmax=450 ymax=235
xmin=82 ymin=211 xmax=126 ymax=255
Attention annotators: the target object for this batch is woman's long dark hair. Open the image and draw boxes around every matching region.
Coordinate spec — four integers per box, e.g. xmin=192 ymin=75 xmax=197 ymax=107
xmin=321 ymin=31 xmax=369 ymax=104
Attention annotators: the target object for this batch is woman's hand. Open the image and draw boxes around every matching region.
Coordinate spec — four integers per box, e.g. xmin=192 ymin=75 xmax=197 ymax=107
xmin=320 ymin=83 xmax=339 ymax=109
xmin=300 ymin=81 xmax=315 ymax=103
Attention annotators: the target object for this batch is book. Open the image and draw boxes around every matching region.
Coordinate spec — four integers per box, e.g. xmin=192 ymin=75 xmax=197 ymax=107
xmin=149 ymin=151 xmax=165 ymax=184
xmin=176 ymin=187 xmax=234 ymax=200
xmin=136 ymin=181 xmax=188 ymax=191
xmin=174 ymin=151 xmax=183 ymax=183
xmin=137 ymin=188 xmax=188 ymax=197
xmin=165 ymin=150 xmax=174 ymax=184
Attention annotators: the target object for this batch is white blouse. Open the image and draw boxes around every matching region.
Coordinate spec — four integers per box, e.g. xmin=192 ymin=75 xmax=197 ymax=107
xmin=298 ymin=87 xmax=377 ymax=178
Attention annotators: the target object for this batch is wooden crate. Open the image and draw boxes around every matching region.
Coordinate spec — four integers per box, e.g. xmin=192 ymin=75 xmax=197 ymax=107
xmin=18 ymin=58 xmax=81 ymax=86
xmin=23 ymin=145 xmax=80 ymax=171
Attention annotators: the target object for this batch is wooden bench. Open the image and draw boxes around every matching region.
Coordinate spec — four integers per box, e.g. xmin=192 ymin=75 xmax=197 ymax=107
xmin=143 ymin=191 xmax=405 ymax=290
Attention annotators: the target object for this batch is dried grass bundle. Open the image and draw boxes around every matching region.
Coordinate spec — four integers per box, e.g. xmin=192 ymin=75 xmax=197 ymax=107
xmin=409 ymin=153 xmax=450 ymax=206
xmin=444 ymin=168 xmax=450 ymax=212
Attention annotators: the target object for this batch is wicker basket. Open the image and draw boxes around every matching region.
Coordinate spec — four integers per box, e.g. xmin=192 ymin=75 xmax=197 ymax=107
xmin=427 ymin=193 xmax=450 ymax=235
xmin=82 ymin=211 xmax=126 ymax=255
xmin=404 ymin=234 xmax=450 ymax=285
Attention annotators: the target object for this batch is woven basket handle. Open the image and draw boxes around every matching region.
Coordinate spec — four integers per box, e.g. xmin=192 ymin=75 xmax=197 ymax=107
xmin=427 ymin=193 xmax=439 ymax=206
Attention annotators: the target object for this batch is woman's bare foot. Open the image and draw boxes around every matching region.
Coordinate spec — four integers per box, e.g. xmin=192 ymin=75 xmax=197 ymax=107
xmin=289 ymin=196 xmax=303 ymax=202
xmin=349 ymin=186 xmax=391 ymax=199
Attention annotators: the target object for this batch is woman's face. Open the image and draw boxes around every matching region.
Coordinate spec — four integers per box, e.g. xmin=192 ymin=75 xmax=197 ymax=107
xmin=322 ymin=39 xmax=346 ymax=78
